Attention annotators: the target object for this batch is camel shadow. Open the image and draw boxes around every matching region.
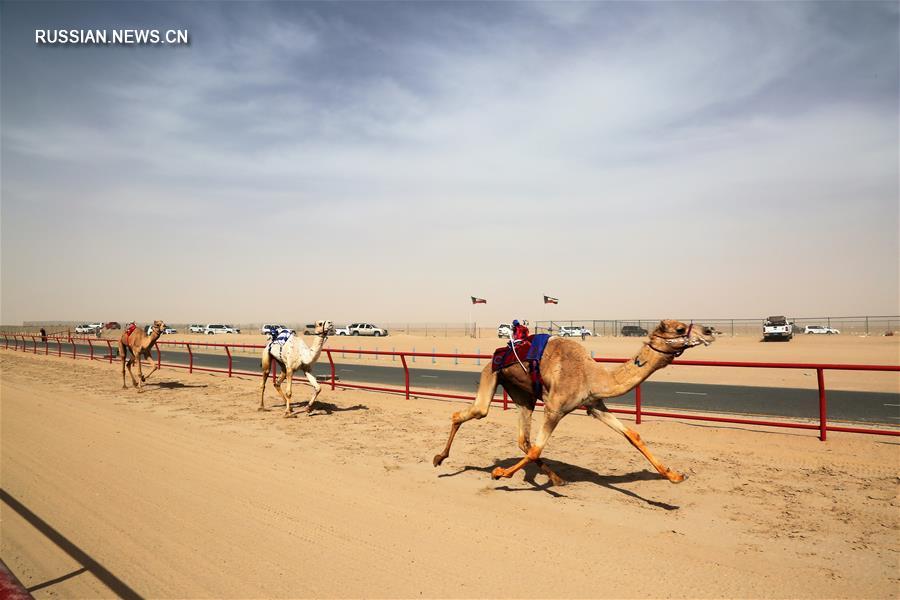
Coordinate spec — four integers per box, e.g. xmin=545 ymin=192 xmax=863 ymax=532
xmin=439 ymin=458 xmax=679 ymax=510
xmin=145 ymin=381 xmax=208 ymax=390
xmin=280 ymin=401 xmax=369 ymax=416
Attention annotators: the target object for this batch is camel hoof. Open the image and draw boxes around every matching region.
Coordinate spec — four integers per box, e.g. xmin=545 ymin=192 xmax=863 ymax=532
xmin=432 ymin=454 xmax=446 ymax=467
xmin=283 ymin=412 xmax=296 ymax=418
xmin=491 ymin=467 xmax=506 ymax=480
xmin=548 ymin=474 xmax=567 ymax=487
xmin=257 ymin=407 xmax=267 ymax=412
xmin=667 ymin=471 xmax=687 ymax=484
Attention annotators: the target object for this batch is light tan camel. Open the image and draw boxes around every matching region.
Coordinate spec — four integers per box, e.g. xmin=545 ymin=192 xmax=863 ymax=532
xmin=119 ymin=320 xmax=166 ymax=392
xmin=260 ymin=320 xmax=333 ymax=417
xmin=433 ymin=320 xmax=715 ymax=485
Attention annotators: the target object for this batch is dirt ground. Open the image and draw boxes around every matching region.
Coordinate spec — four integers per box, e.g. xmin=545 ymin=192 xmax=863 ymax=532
xmin=1 ymin=349 xmax=898 ymax=598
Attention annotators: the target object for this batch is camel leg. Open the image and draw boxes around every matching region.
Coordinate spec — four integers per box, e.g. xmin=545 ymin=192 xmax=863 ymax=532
xmin=119 ymin=342 xmax=128 ymax=389
xmin=492 ymin=408 xmax=564 ymax=480
xmin=281 ymin=368 xmax=296 ymax=417
xmin=433 ymin=367 xmax=498 ymax=467
xmin=507 ymin=387 xmax=566 ymax=486
xmin=141 ymin=349 xmax=160 ymax=382
xmin=301 ymin=368 xmax=321 ymax=415
xmin=259 ymin=351 xmax=271 ymax=410
xmin=125 ymin=356 xmax=140 ymax=389
xmin=134 ymin=356 xmax=145 ymax=393
xmin=587 ymin=406 xmax=685 ymax=483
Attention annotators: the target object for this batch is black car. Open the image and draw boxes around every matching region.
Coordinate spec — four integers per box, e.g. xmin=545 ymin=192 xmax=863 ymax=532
xmin=620 ymin=325 xmax=648 ymax=337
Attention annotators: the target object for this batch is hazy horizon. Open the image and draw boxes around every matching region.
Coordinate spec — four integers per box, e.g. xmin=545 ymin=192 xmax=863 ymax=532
xmin=2 ymin=1 xmax=898 ymax=326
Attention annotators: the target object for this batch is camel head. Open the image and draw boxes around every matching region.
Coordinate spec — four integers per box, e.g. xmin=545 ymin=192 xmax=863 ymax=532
xmin=649 ymin=320 xmax=715 ymax=355
xmin=150 ymin=320 xmax=166 ymax=335
xmin=314 ymin=320 xmax=334 ymax=336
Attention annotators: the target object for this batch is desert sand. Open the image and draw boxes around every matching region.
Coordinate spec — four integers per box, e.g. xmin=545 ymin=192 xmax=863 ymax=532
xmin=1 ymin=348 xmax=898 ymax=598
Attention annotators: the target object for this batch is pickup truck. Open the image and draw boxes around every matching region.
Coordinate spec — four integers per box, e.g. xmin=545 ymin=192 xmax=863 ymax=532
xmin=763 ymin=316 xmax=793 ymax=341
xmin=336 ymin=323 xmax=388 ymax=336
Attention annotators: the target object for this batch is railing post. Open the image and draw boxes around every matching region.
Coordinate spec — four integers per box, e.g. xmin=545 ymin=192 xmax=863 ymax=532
xmin=70 ymin=336 xmax=76 ymax=359
xmin=817 ymin=368 xmax=827 ymax=441
xmin=156 ymin=346 xmax=162 ymax=370
xmin=12 ymin=335 xmax=18 ymax=351
xmin=56 ymin=337 xmax=62 ymax=357
xmin=635 ymin=384 xmax=642 ymax=425
xmin=400 ymin=353 xmax=410 ymax=400
xmin=106 ymin=340 xmax=113 ymax=363
xmin=187 ymin=343 xmax=193 ymax=374
xmin=87 ymin=338 xmax=94 ymax=361
xmin=3 ymin=334 xmax=7 ymax=350
xmin=30 ymin=336 xmax=37 ymax=354
xmin=225 ymin=345 xmax=232 ymax=377
xmin=327 ymin=350 xmax=335 ymax=390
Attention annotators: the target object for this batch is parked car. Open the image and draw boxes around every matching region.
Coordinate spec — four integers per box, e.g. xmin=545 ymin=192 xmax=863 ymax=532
xmin=334 ymin=326 xmax=350 ymax=336
xmin=75 ymin=324 xmax=97 ymax=334
xmin=260 ymin=324 xmax=288 ymax=336
xmin=620 ymin=325 xmax=648 ymax=337
xmin=163 ymin=327 xmax=177 ymax=334
xmin=804 ymin=325 xmax=840 ymax=335
xmin=558 ymin=325 xmax=594 ymax=337
xmin=346 ymin=323 xmax=388 ymax=336
xmin=204 ymin=324 xmax=239 ymax=335
xmin=497 ymin=323 xmax=512 ymax=338
xmin=104 ymin=321 xmax=121 ymax=330
xmin=302 ymin=324 xmax=317 ymax=335
xmin=189 ymin=324 xmax=205 ymax=333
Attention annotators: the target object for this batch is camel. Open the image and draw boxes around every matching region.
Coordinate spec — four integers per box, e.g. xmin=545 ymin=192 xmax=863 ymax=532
xmin=260 ymin=320 xmax=333 ymax=417
xmin=119 ymin=320 xmax=166 ymax=392
xmin=433 ymin=320 xmax=715 ymax=486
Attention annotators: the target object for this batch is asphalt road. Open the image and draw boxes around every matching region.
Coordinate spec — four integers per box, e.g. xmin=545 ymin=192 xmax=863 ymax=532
xmin=65 ymin=341 xmax=900 ymax=425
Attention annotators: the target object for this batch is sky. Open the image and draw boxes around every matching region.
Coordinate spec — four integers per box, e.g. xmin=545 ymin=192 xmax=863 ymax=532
xmin=1 ymin=1 xmax=898 ymax=325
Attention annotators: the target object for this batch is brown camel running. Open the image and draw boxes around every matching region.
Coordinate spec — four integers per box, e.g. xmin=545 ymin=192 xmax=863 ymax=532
xmin=119 ymin=320 xmax=166 ymax=392
xmin=433 ymin=320 xmax=715 ymax=485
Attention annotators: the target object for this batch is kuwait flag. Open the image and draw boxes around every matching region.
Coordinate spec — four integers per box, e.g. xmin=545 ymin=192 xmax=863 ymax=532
xmin=471 ymin=296 xmax=487 ymax=304
xmin=543 ymin=295 xmax=559 ymax=304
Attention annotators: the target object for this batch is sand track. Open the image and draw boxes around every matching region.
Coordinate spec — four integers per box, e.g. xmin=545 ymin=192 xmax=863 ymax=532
xmin=1 ymin=350 xmax=898 ymax=598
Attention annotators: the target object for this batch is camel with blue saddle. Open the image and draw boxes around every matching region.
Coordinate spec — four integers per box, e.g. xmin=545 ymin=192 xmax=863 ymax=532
xmin=260 ymin=320 xmax=333 ymax=417
xmin=433 ymin=320 xmax=715 ymax=486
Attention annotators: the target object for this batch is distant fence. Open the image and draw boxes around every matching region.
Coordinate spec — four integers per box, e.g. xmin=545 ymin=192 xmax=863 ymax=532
xmin=2 ymin=332 xmax=898 ymax=442
xmin=534 ymin=316 xmax=900 ymax=337
xmin=11 ymin=316 xmax=899 ymax=338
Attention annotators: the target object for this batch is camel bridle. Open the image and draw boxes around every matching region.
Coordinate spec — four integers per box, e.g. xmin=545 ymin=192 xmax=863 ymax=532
xmin=647 ymin=324 xmax=696 ymax=357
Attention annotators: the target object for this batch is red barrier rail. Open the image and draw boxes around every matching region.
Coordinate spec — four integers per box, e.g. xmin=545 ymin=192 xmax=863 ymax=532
xmin=3 ymin=335 xmax=898 ymax=440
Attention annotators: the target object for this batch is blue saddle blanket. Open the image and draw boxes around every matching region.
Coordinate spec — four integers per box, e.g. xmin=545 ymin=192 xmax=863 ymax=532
xmin=526 ymin=334 xmax=550 ymax=361
xmin=272 ymin=330 xmax=293 ymax=345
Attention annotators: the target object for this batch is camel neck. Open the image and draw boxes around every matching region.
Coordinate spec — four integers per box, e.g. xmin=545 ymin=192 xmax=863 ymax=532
xmin=593 ymin=343 xmax=673 ymax=398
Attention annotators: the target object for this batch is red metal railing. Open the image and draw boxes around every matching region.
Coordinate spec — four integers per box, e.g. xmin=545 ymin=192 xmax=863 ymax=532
xmin=3 ymin=334 xmax=898 ymax=441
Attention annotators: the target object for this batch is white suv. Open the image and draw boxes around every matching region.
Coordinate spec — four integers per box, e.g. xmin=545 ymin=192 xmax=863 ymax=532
xmin=559 ymin=326 xmax=593 ymax=337
xmin=204 ymin=324 xmax=239 ymax=335
xmin=804 ymin=325 xmax=840 ymax=335
xmin=189 ymin=324 xmax=205 ymax=333
xmin=75 ymin=324 xmax=97 ymax=334
xmin=346 ymin=323 xmax=388 ymax=336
